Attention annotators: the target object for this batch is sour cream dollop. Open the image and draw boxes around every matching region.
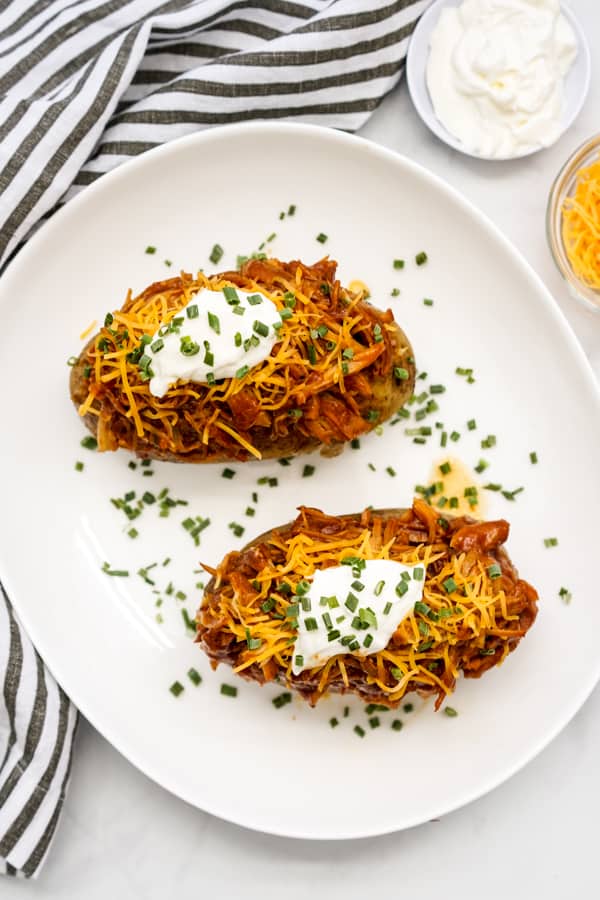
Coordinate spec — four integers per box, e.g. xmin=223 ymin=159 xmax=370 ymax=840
xmin=292 ymin=559 xmax=425 ymax=675
xmin=426 ymin=0 xmax=578 ymax=159
xmin=146 ymin=286 xmax=281 ymax=397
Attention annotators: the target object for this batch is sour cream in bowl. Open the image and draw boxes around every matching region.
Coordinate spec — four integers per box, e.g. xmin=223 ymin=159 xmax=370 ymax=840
xmin=406 ymin=0 xmax=590 ymax=160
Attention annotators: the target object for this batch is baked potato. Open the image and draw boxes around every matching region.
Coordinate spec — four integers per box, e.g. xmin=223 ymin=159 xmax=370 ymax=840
xmin=196 ymin=500 xmax=538 ymax=709
xmin=70 ymin=257 xmax=416 ymax=462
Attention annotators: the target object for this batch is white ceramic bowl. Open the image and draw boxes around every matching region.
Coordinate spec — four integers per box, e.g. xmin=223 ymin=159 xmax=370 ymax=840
xmin=406 ymin=0 xmax=591 ymax=161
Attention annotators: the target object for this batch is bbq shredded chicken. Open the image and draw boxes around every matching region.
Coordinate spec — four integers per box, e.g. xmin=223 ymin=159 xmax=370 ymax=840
xmin=70 ymin=257 xmax=416 ymax=462
xmin=196 ymin=500 xmax=538 ymax=709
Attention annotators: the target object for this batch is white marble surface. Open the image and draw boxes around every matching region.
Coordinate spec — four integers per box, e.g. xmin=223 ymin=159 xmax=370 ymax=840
xmin=12 ymin=1 xmax=600 ymax=895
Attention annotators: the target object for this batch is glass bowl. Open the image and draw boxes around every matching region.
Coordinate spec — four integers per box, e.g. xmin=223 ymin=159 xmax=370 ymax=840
xmin=547 ymin=133 xmax=600 ymax=312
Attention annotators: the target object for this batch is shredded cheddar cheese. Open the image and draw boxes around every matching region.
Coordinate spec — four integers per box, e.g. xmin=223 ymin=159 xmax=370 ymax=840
xmin=197 ymin=504 xmax=537 ymax=708
xmin=75 ymin=258 xmax=409 ymax=461
xmin=79 ymin=320 xmax=97 ymax=341
xmin=562 ymin=155 xmax=600 ymax=290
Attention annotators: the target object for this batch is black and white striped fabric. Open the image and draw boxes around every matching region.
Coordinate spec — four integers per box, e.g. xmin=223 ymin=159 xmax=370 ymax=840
xmin=0 ymin=589 xmax=78 ymax=878
xmin=0 ymin=0 xmax=425 ymax=877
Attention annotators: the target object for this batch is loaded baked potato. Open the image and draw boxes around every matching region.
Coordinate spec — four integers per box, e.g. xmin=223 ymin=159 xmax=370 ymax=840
xmin=70 ymin=257 xmax=416 ymax=462
xmin=196 ymin=500 xmax=538 ymax=709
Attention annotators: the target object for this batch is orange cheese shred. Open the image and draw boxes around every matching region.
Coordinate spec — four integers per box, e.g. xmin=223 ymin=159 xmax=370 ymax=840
xmin=562 ymin=155 xmax=600 ymax=290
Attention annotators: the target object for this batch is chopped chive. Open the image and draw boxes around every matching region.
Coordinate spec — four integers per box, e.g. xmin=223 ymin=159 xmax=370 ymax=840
xmin=209 ymin=244 xmax=223 ymax=264
xmin=207 ymin=311 xmax=220 ymax=334
xmin=145 ymin=245 xmax=156 ymax=255
xmin=374 ymin=580 xmax=386 ymax=597
xmin=345 ymin=593 xmax=359 ymax=613
xmin=502 ymin=487 xmax=524 ymax=501
xmin=487 ymin=563 xmax=502 ymax=579
xmin=429 ymin=384 xmax=445 ymax=394
xmin=423 ymin=297 xmax=433 ymax=307
xmin=354 ymin=725 xmax=366 ymax=738
xmin=304 ymin=617 xmax=318 ymax=631
xmin=393 ymin=258 xmax=405 ymax=269
xmin=351 ymin=438 xmax=360 ymax=450
xmin=412 ymin=567 xmax=424 ymax=581
xmin=544 ymin=537 xmax=558 ymax=548
xmin=481 ymin=434 xmax=497 ymax=449
xmin=80 ymin=436 xmax=98 ymax=451
xmin=394 ymin=366 xmax=409 ymax=381
xmin=222 ymin=468 xmax=235 ymax=479
xmin=187 ymin=668 xmax=202 ymax=686
xmin=247 ymin=293 xmax=263 ymax=306
xmin=443 ymin=577 xmax=458 ymax=593
xmin=246 ymin=629 xmax=262 ymax=650
xmin=386 ymin=466 xmax=396 ymax=477
xmin=330 ymin=717 xmax=339 ymax=728
xmin=475 ymin=459 xmax=489 ymax=474
xmin=415 ymin=251 xmax=428 ymax=265
xmin=450 ymin=431 xmax=460 ymax=442
xmin=444 ymin=706 xmax=458 ymax=717
xmin=391 ymin=719 xmax=403 ymax=731
xmin=530 ymin=451 xmax=538 ymax=464
xmin=186 ymin=304 xmax=199 ymax=319
xmin=235 ymin=365 xmax=249 ymax=379
xmin=439 ymin=461 xmax=451 ymax=475
xmin=441 ymin=431 xmax=448 ymax=448
xmin=391 ymin=288 xmax=400 ymax=297
xmin=467 ymin=418 xmax=477 ymax=431
xmin=101 ymin=562 xmax=129 ymax=577
xmin=559 ymin=586 xmax=572 ymax=605
xmin=395 ymin=581 xmax=409 ymax=598
xmin=220 ymin=683 xmax=238 ymax=698
xmin=253 ymin=319 xmax=269 ymax=337
xmin=363 ymin=633 xmax=374 ymax=649
xmin=74 ymin=460 xmax=84 ymax=472
xmin=272 ymin=692 xmax=292 ymax=709
xmin=316 ymin=232 xmax=328 ymax=244
xmin=302 ymin=464 xmax=315 ymax=478
xmin=169 ymin=680 xmax=184 ymax=697
xmin=288 ymin=204 xmax=296 ymax=215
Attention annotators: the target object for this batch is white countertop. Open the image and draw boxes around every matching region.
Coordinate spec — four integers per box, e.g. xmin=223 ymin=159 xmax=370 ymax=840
xmin=14 ymin=1 xmax=600 ymax=896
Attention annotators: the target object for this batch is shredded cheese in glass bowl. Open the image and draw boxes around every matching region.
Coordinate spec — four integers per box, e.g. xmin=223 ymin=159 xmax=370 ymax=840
xmin=547 ymin=133 xmax=600 ymax=312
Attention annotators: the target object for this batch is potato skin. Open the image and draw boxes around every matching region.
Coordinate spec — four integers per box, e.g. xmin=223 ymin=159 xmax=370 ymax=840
xmin=197 ymin=503 xmax=539 ymax=708
xmin=70 ymin=258 xmax=416 ymax=462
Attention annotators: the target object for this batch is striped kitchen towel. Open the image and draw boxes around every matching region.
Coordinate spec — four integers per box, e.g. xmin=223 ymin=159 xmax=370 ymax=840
xmin=0 ymin=588 xmax=78 ymax=878
xmin=0 ymin=0 xmax=426 ymax=877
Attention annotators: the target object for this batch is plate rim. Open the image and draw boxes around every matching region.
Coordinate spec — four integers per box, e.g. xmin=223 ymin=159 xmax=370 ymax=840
xmin=2 ymin=120 xmax=600 ymax=840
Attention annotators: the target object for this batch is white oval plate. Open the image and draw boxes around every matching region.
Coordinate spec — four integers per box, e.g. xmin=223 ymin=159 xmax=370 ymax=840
xmin=1 ymin=123 xmax=599 ymax=840
xmin=406 ymin=0 xmax=591 ymax=161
